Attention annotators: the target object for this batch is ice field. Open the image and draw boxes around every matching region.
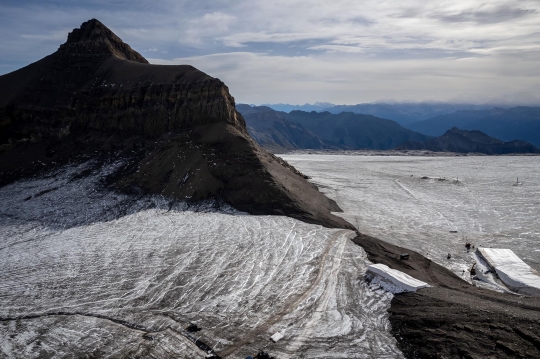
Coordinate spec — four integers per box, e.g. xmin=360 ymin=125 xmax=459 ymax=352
xmin=282 ymin=154 xmax=540 ymax=280
xmin=0 ymin=160 xmax=404 ymax=358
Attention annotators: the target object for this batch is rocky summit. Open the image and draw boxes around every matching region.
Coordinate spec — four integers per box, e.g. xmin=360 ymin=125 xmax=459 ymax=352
xmin=0 ymin=19 xmax=350 ymax=229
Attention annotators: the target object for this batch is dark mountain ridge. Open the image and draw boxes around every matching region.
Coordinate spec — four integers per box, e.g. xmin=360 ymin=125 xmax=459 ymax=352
xmin=408 ymin=106 xmax=540 ymax=147
xmin=396 ymin=127 xmax=540 ymax=154
xmin=238 ymin=105 xmax=431 ymax=152
xmin=237 ymin=104 xmax=331 ymax=152
xmin=0 ymin=19 xmax=349 ymax=229
xmin=60 ymin=18 xmax=149 ymax=63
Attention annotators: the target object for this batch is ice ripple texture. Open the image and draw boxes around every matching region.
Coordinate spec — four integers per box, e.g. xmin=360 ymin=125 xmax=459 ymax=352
xmin=282 ymin=155 xmax=540 ymax=279
xmin=0 ymin=160 xmax=403 ymax=358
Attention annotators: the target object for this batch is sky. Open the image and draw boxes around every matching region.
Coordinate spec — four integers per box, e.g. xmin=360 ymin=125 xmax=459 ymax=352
xmin=1 ymin=0 xmax=540 ymax=105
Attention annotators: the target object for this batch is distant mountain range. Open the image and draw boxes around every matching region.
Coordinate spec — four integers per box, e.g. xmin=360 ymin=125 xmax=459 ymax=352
xmin=258 ymin=103 xmax=540 ymax=148
xmin=257 ymin=102 xmax=335 ymax=113
xmin=396 ymin=127 xmax=540 ymax=155
xmin=236 ymin=105 xmax=329 ymax=152
xmin=238 ymin=105 xmax=540 ymax=155
xmin=324 ymin=103 xmax=495 ymax=126
xmin=284 ymin=110 xmax=430 ymax=149
xmin=407 ymin=107 xmax=540 ymax=147
xmin=260 ymin=102 xmax=496 ymax=125
xmin=238 ymin=105 xmax=430 ymax=152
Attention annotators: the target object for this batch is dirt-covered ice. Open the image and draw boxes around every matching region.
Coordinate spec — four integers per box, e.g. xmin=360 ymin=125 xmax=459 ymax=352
xmin=281 ymin=154 xmax=540 ymax=279
xmin=0 ymin=160 xmax=404 ymax=358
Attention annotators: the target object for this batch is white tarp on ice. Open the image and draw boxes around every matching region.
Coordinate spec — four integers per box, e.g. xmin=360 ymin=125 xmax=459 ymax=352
xmin=367 ymin=263 xmax=430 ymax=293
xmin=270 ymin=332 xmax=284 ymax=343
xmin=477 ymin=248 xmax=540 ymax=296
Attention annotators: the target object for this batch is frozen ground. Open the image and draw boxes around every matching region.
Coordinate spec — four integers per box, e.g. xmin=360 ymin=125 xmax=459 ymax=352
xmin=0 ymin=160 xmax=404 ymax=358
xmin=281 ymin=155 xmax=540 ymax=280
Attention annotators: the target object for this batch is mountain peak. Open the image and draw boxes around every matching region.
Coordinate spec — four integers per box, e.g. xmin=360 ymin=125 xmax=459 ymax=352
xmin=65 ymin=19 xmax=110 ymax=44
xmin=59 ymin=19 xmax=149 ymax=64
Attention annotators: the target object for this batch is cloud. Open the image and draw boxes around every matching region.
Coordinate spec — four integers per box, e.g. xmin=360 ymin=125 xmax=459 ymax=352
xmin=182 ymin=12 xmax=237 ymax=45
xmin=20 ymin=30 xmax=68 ymax=41
xmin=148 ymin=50 xmax=540 ymax=105
xmin=1 ymin=0 xmax=540 ymax=104
xmin=308 ymin=45 xmax=363 ymax=53
xmin=435 ymin=6 xmax=536 ymax=24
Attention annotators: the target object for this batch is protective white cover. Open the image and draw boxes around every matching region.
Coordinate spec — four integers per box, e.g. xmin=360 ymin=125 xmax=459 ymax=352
xmin=367 ymin=263 xmax=430 ymax=292
xmin=270 ymin=332 xmax=284 ymax=343
xmin=477 ymin=248 xmax=540 ymax=296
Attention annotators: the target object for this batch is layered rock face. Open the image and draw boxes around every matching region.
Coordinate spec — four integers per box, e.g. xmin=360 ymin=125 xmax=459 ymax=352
xmin=58 ymin=18 xmax=149 ymax=63
xmin=0 ymin=19 xmax=349 ymax=229
xmin=0 ymin=19 xmax=243 ymax=141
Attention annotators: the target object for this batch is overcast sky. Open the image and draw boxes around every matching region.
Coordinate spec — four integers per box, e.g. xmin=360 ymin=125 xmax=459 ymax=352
xmin=1 ymin=0 xmax=540 ymax=105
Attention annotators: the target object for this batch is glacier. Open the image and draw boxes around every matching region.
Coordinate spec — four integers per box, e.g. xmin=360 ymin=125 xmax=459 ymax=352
xmin=0 ymin=159 xmax=404 ymax=358
xmin=282 ymin=154 xmax=540 ymax=287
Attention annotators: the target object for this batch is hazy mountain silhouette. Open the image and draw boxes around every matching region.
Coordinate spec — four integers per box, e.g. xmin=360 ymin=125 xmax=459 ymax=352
xmin=396 ymin=127 xmax=540 ymax=154
xmin=407 ymin=107 xmax=540 ymax=147
xmin=260 ymin=102 xmax=335 ymax=113
xmin=324 ymin=103 xmax=495 ymax=126
xmin=238 ymin=105 xmax=430 ymax=151
xmin=237 ymin=104 xmax=331 ymax=152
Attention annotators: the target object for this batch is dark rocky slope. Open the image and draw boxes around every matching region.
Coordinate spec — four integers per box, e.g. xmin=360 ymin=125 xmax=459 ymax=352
xmin=354 ymin=233 xmax=540 ymax=359
xmin=0 ymin=19 xmax=349 ymax=229
xmin=395 ymin=127 xmax=540 ymax=154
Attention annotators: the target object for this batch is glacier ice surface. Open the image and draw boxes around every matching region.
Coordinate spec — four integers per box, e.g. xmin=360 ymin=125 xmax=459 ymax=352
xmin=282 ymin=154 xmax=540 ymax=282
xmin=0 ymin=159 xmax=404 ymax=358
